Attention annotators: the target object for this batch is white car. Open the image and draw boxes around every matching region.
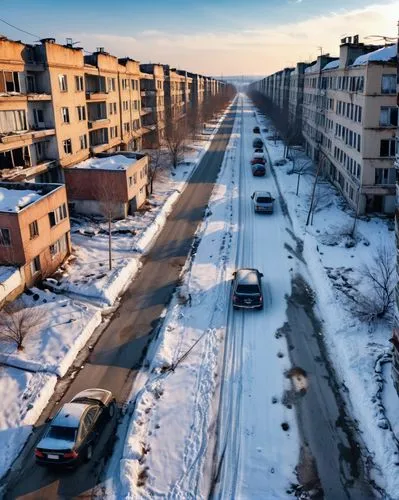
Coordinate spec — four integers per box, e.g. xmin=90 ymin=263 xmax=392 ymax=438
xmin=251 ymin=191 xmax=275 ymax=214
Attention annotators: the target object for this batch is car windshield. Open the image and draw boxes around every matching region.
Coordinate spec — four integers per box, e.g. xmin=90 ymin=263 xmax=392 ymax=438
xmin=257 ymin=197 xmax=273 ymax=203
xmin=236 ymin=284 xmax=260 ymax=294
xmin=47 ymin=425 xmax=77 ymax=442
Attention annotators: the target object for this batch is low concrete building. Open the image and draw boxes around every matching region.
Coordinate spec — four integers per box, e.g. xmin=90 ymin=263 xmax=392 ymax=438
xmin=64 ymin=152 xmax=149 ymax=217
xmin=0 ymin=181 xmax=71 ymax=286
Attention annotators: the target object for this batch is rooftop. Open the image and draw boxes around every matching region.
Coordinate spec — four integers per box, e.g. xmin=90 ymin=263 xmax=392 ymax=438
xmin=322 ymin=60 xmax=340 ymax=71
xmin=0 ymin=182 xmax=62 ymax=213
xmin=351 ymin=44 xmax=396 ymax=66
xmin=73 ymin=154 xmax=137 ymax=171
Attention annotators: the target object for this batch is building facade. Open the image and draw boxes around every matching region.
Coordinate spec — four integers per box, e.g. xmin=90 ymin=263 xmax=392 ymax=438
xmin=0 ymin=181 xmax=71 ymax=286
xmin=250 ymin=37 xmax=397 ymax=215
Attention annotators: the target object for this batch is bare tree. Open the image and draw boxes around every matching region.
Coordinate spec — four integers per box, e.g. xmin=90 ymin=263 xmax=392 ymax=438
xmin=309 ymin=184 xmax=330 ymax=225
xmin=291 ymin=157 xmax=313 ymax=196
xmin=146 ymin=137 xmax=166 ymax=194
xmin=0 ymin=301 xmax=41 ymax=351
xmin=164 ymin=119 xmax=187 ymax=169
xmin=186 ymin=105 xmax=202 ymax=141
xmin=350 ymin=246 xmax=395 ymax=322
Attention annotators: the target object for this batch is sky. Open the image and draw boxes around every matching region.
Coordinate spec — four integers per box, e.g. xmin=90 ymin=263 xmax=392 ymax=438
xmin=1 ymin=0 xmax=397 ymax=76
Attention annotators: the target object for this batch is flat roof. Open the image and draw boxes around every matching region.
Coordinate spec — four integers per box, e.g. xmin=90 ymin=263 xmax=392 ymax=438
xmin=73 ymin=154 xmax=136 ymax=171
xmin=0 ymin=183 xmax=62 ymax=213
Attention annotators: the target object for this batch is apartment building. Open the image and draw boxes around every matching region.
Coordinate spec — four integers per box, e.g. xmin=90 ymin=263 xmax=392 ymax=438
xmin=0 ymin=181 xmax=70 ymax=286
xmin=163 ymin=66 xmax=186 ymax=127
xmin=140 ymin=64 xmax=165 ymax=147
xmin=0 ymin=37 xmax=57 ymax=183
xmin=393 ymin=23 xmax=399 ymax=394
xmin=250 ymin=37 xmax=397 ymax=215
xmin=64 ymin=152 xmax=149 ymax=217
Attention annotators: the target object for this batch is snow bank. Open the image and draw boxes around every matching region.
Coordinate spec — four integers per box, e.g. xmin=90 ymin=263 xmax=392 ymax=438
xmin=0 ymin=367 xmax=57 ymax=479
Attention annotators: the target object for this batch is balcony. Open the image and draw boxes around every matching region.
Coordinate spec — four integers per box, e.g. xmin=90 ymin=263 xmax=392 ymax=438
xmin=88 ymin=118 xmax=110 ymax=130
xmin=86 ymin=91 xmax=108 ymax=101
xmin=0 ymin=93 xmax=26 ymax=102
xmin=141 ymin=90 xmax=156 ymax=97
xmin=0 ymin=126 xmax=55 ymax=144
xmin=140 ymin=107 xmax=152 ymax=115
xmin=27 ymin=93 xmax=52 ymax=102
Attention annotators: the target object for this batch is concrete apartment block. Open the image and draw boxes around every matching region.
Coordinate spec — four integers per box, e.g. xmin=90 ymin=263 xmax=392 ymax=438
xmin=163 ymin=66 xmax=186 ymax=127
xmin=0 ymin=37 xmax=57 ymax=182
xmin=0 ymin=181 xmax=71 ymax=286
xmin=250 ymin=36 xmax=397 ymax=215
xmin=64 ymin=152 xmax=149 ymax=217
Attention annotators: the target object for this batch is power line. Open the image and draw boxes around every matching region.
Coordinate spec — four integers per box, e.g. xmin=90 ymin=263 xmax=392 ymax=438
xmin=0 ymin=17 xmax=41 ymax=40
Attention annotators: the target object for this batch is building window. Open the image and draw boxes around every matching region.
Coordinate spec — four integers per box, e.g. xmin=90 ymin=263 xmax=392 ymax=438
xmin=375 ymin=168 xmax=390 ymax=185
xmin=379 ymin=107 xmax=398 ymax=127
xmin=63 ymin=139 xmax=72 ymax=155
xmin=107 ymin=78 xmax=116 ymax=92
xmin=123 ymin=122 xmax=130 ymax=133
xmin=110 ymin=126 xmax=118 ymax=138
xmin=76 ymin=105 xmax=86 ymax=121
xmin=59 ymin=74 xmax=68 ymax=92
xmin=129 ymin=176 xmax=133 ymax=187
xmin=75 ymin=75 xmax=84 ymax=92
xmin=122 ymin=100 xmax=129 ymax=111
xmin=30 ymin=256 xmax=41 ymax=275
xmin=0 ymin=71 xmax=20 ymax=93
xmin=0 ymin=228 xmax=11 ymax=246
xmin=61 ymin=107 xmax=70 ymax=123
xmin=49 ymin=234 xmax=68 ymax=259
xmin=381 ymin=74 xmax=396 ymax=94
xmin=380 ymin=139 xmax=396 ymax=157
xmin=79 ymin=134 xmax=88 ymax=150
xmin=49 ymin=203 xmax=68 ymax=228
xmin=29 ymin=220 xmax=39 ymax=239
xmin=133 ymin=173 xmax=137 ymax=184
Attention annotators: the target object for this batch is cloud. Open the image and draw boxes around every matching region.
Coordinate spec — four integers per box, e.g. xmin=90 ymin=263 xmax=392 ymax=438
xmin=61 ymin=1 xmax=398 ymax=75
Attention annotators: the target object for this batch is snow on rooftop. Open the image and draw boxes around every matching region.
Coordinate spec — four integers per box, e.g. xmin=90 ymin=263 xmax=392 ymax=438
xmin=0 ymin=187 xmax=41 ymax=212
xmin=323 ymin=59 xmax=340 ymax=71
xmin=352 ymin=44 xmax=396 ymax=66
xmin=75 ymin=154 xmax=136 ymax=171
xmin=304 ymin=63 xmax=318 ymax=74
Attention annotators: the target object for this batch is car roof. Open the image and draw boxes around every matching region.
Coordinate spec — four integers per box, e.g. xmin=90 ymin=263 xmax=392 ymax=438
xmin=52 ymin=403 xmax=90 ymax=428
xmin=236 ymin=268 xmax=261 ymax=284
xmin=70 ymin=388 xmax=112 ymax=406
xmin=253 ymin=191 xmax=272 ymax=197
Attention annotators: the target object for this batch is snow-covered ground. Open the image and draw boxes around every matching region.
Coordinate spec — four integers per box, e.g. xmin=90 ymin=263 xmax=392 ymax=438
xmin=256 ymin=111 xmax=397 ymax=496
xmin=0 ymin=114 xmax=229 ymax=484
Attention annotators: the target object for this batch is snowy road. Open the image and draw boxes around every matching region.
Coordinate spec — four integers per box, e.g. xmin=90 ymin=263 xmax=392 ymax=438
xmin=211 ymin=95 xmax=375 ymax=499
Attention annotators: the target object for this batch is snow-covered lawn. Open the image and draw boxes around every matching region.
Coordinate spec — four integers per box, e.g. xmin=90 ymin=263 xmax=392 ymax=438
xmin=0 ymin=367 xmax=56 ymax=479
xmin=0 ymin=288 xmax=101 ymax=377
xmin=256 ymin=113 xmax=397 ymax=496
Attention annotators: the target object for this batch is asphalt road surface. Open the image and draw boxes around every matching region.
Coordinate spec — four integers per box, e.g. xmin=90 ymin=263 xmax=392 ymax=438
xmin=2 ymin=105 xmax=236 ymax=500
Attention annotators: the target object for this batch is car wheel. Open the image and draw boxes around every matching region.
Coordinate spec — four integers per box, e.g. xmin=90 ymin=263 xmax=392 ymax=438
xmin=85 ymin=444 xmax=93 ymax=462
xmin=108 ymin=400 xmax=116 ymax=418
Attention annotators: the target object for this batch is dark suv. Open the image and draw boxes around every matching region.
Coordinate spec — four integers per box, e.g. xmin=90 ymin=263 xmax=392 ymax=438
xmin=252 ymin=138 xmax=263 ymax=148
xmin=232 ymin=268 xmax=264 ymax=310
xmin=34 ymin=388 xmax=116 ymax=467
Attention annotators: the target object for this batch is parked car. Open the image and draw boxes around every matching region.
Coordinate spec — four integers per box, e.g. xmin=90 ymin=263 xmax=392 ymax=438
xmin=251 ymin=152 xmax=266 ymax=165
xmin=251 ymin=191 xmax=275 ymax=214
xmin=254 ymin=148 xmax=264 ymax=153
xmin=232 ymin=268 xmax=264 ymax=310
xmin=253 ymin=126 xmax=260 ymax=134
xmin=252 ymin=138 xmax=263 ymax=148
xmin=263 ymin=128 xmax=269 ymax=133
xmin=252 ymin=163 xmax=266 ymax=176
xmin=35 ymin=388 xmax=116 ymax=467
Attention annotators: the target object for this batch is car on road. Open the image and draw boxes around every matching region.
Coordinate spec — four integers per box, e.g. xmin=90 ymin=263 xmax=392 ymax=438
xmin=253 ymin=126 xmax=260 ymax=134
xmin=251 ymin=191 xmax=275 ymax=213
xmin=251 ymin=163 xmax=266 ymax=176
xmin=254 ymin=148 xmax=263 ymax=153
xmin=251 ymin=153 xmax=266 ymax=165
xmin=232 ymin=268 xmax=264 ymax=310
xmin=252 ymin=138 xmax=263 ymax=148
xmin=34 ymin=388 xmax=116 ymax=467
